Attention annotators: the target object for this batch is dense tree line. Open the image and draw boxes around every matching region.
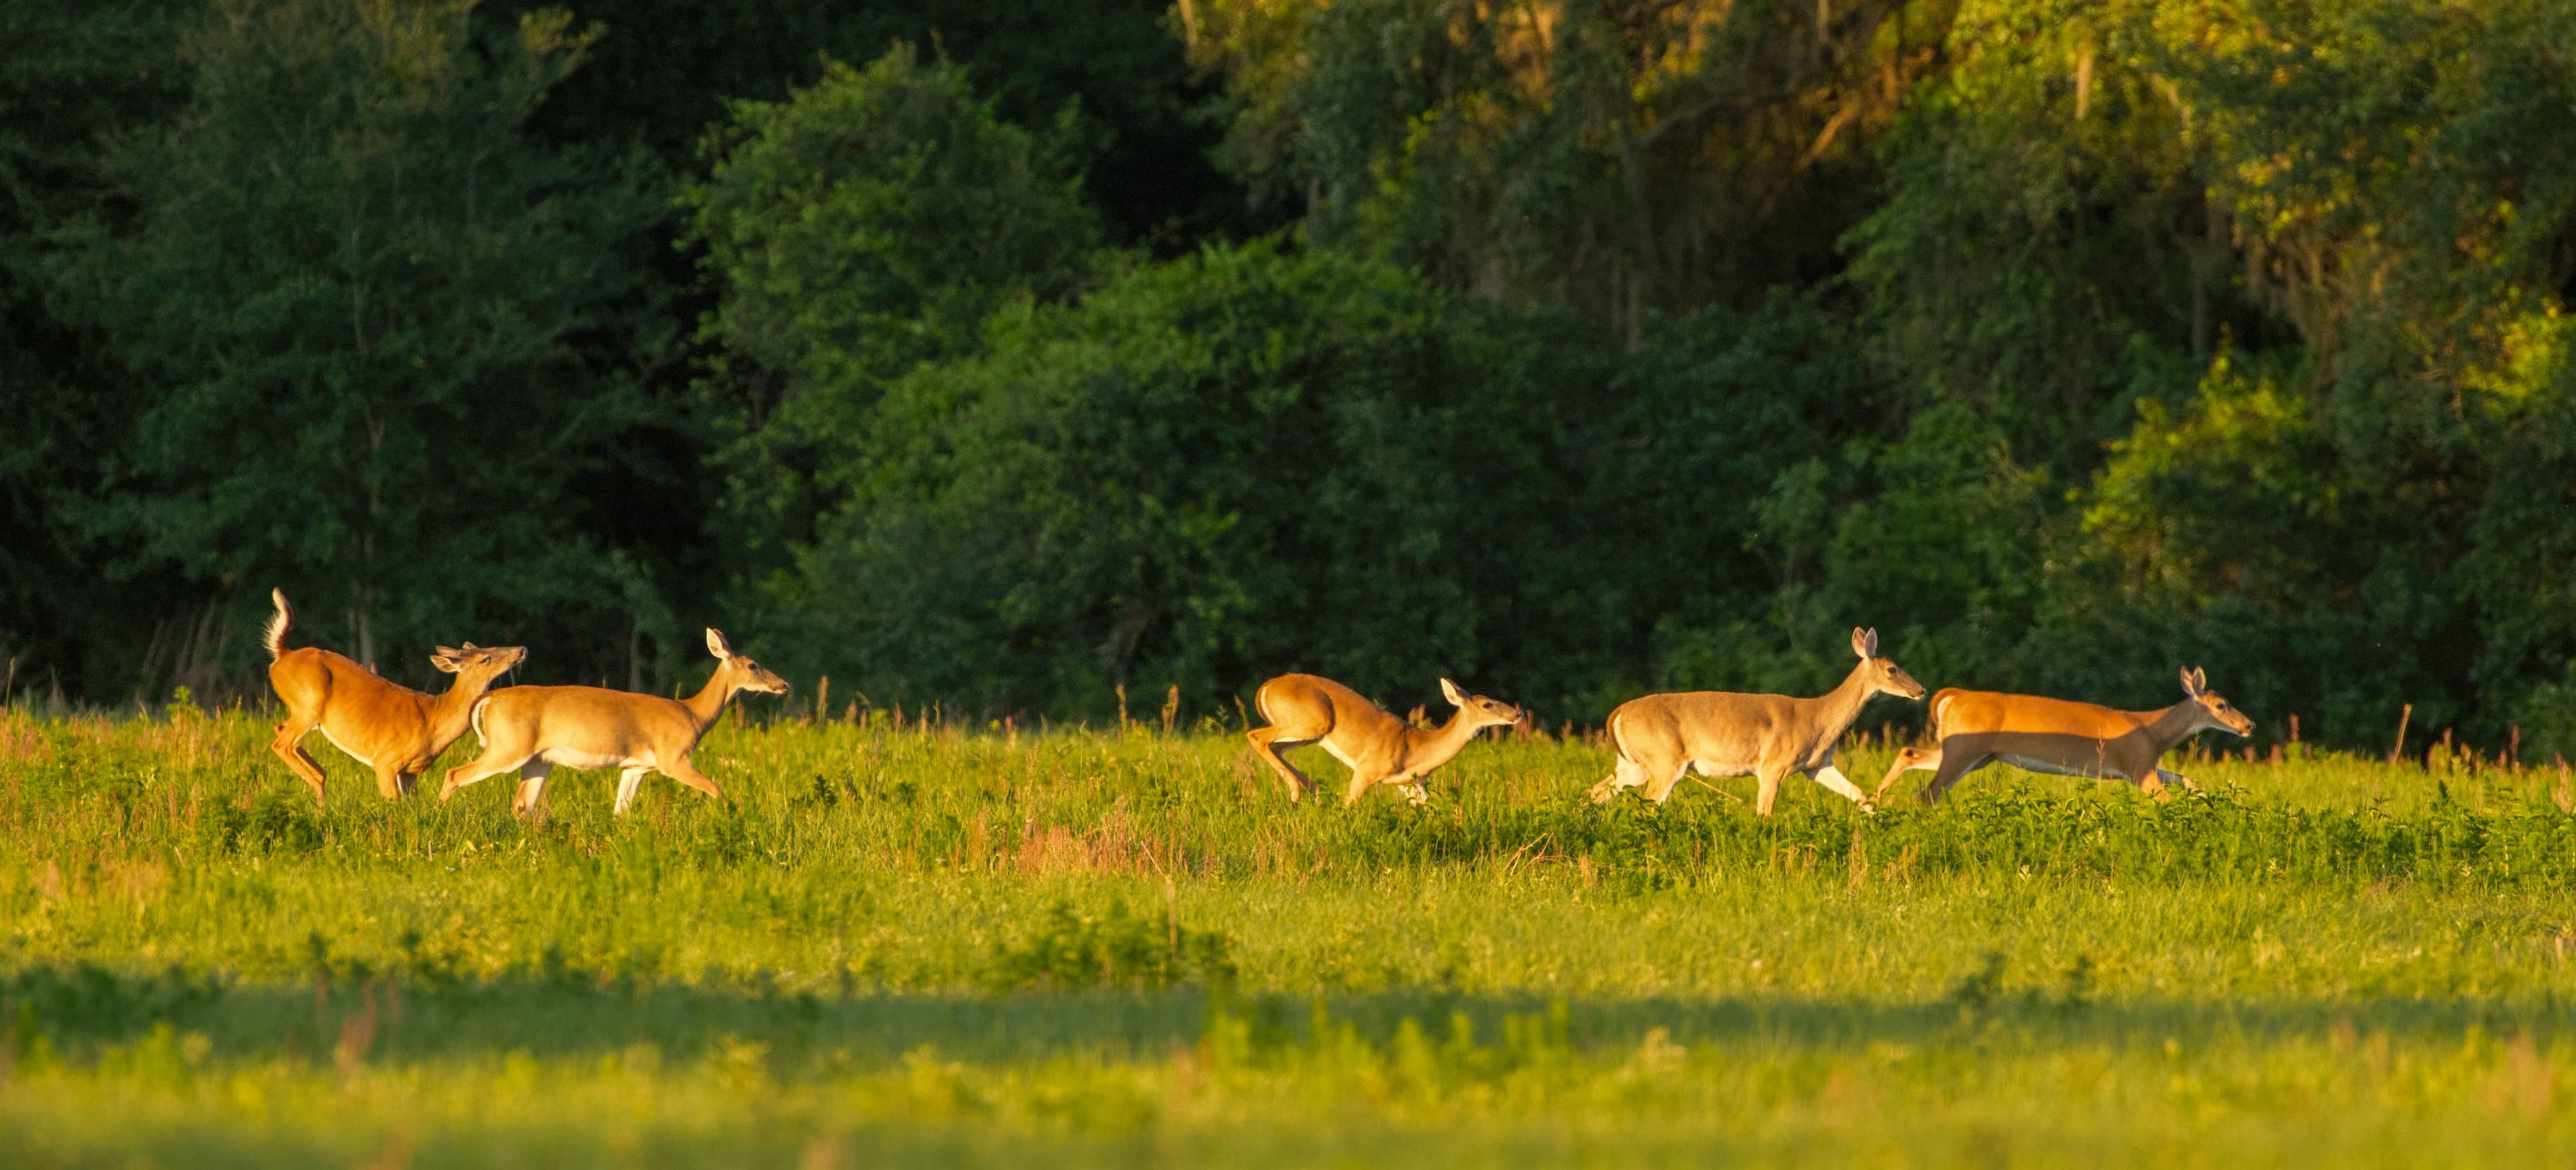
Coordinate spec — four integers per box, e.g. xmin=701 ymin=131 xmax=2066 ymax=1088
xmin=3 ymin=0 xmax=2573 ymax=759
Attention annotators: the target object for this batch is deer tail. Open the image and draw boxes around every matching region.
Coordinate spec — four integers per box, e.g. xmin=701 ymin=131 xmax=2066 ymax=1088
xmin=264 ymin=589 xmax=294 ymax=660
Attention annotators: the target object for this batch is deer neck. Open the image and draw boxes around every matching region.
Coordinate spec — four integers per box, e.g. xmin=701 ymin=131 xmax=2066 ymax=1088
xmin=2139 ymin=702 xmax=2210 ymax=751
xmin=421 ymin=672 xmax=498 ymax=749
xmin=1807 ymin=663 xmax=1878 ymax=741
xmin=1401 ymin=708 xmax=1487 ymax=772
xmin=680 ymin=667 xmax=742 ymax=735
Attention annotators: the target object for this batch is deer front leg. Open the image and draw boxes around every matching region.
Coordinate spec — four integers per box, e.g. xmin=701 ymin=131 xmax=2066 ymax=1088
xmin=1807 ymin=759 xmax=1875 ymax=813
xmin=2155 ymin=767 xmax=2203 ymax=796
xmin=1344 ymin=766 xmax=1388 ymax=807
xmin=1753 ymin=763 xmax=1790 ymax=816
xmin=372 ymin=762 xmax=408 ymax=801
xmin=661 ymin=755 xmax=725 ymax=803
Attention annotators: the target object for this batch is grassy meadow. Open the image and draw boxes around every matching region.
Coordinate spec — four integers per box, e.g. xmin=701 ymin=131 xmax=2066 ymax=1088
xmin=6 ymin=700 xmax=2576 ymax=1167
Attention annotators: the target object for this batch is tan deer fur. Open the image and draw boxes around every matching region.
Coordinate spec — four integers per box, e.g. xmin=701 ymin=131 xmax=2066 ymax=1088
xmin=1872 ymin=667 xmax=2255 ymax=804
xmin=263 ymin=588 xmax=526 ymax=803
xmin=1247 ymin=674 xmax=1526 ymax=806
xmin=439 ymin=628 xmax=788 ymax=816
xmin=1588 ymin=627 xmax=1923 ymax=814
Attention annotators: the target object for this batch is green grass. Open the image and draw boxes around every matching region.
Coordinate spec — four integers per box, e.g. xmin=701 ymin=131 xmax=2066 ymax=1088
xmin=5 ymin=704 xmax=2576 ymax=1167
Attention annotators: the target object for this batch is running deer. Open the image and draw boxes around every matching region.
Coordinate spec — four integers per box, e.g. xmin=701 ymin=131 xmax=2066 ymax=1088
xmin=1247 ymin=674 xmax=1526 ymax=806
xmin=439 ymin=629 xmax=788 ymax=816
xmin=1871 ymin=667 xmax=2255 ymax=804
xmin=1588 ymin=627 xmax=1923 ymax=814
xmin=263 ymin=588 xmax=526 ymax=802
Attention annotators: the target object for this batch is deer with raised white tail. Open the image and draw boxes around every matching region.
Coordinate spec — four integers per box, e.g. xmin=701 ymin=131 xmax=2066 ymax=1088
xmin=1872 ymin=667 xmax=2254 ymax=804
xmin=439 ymin=628 xmax=788 ymax=816
xmin=1247 ymin=674 xmax=1525 ymax=806
xmin=1589 ymin=627 xmax=1923 ymax=814
xmin=263 ymin=588 xmax=525 ymax=803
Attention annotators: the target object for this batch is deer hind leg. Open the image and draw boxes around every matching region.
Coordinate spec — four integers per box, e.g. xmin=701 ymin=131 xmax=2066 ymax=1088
xmin=511 ymin=762 xmax=555 ymax=818
xmin=440 ymin=747 xmax=527 ymax=803
xmin=661 ymin=755 xmax=725 ymax=802
xmin=1587 ymin=753 xmax=1648 ymax=803
xmin=612 ymin=767 xmax=653 ymax=816
xmin=270 ymin=722 xmax=329 ymax=801
xmin=1246 ymin=727 xmax=1316 ymax=804
xmin=1921 ymin=748 xmax=1992 ymax=805
xmin=1636 ymin=752 xmax=1695 ymax=805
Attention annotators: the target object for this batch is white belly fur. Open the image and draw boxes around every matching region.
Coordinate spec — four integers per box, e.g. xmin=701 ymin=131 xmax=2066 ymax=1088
xmin=1996 ymin=753 xmax=2116 ymax=780
xmin=1692 ymin=758 xmax=1757 ymax=778
xmin=539 ymin=747 xmax=645 ymax=772
xmin=316 ymin=725 xmax=374 ymax=769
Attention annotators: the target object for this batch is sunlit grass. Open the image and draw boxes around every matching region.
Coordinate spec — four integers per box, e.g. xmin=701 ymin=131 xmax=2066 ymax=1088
xmin=5 ymin=705 xmax=2576 ymax=1167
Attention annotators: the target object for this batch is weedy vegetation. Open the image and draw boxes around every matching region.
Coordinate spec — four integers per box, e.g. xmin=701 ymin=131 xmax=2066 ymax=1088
xmin=5 ymin=703 xmax=2576 ymax=1167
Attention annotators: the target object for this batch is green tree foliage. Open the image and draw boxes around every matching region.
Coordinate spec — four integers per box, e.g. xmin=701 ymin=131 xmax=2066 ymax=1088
xmin=486 ymin=0 xmax=1253 ymax=246
xmin=682 ymin=45 xmax=1106 ymax=570
xmin=767 ymin=242 xmax=1567 ymax=715
xmin=0 ymin=1 xmax=192 ymax=696
xmin=1837 ymin=0 xmax=2576 ymax=743
xmin=767 ymin=242 xmax=1878 ymax=720
xmin=1191 ymin=0 xmax=1950 ymax=337
xmin=46 ymin=0 xmax=676 ymax=680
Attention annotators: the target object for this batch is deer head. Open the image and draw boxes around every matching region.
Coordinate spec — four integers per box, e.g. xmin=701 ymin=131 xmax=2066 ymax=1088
xmin=2178 ymin=666 xmax=2253 ymax=737
xmin=429 ymin=641 xmax=525 ymax=686
xmin=1851 ymin=627 xmax=1926 ymax=701
xmin=1439 ymin=678 xmax=1526 ymax=735
xmin=706 ymin=629 xmax=790 ymax=696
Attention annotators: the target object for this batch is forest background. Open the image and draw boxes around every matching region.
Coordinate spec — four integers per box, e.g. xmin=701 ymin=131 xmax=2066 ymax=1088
xmin=5 ymin=0 xmax=2575 ymax=759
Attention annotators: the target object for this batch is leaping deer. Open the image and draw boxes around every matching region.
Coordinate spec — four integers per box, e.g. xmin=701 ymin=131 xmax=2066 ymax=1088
xmin=439 ymin=628 xmax=787 ymax=816
xmin=1589 ymin=627 xmax=1923 ymax=814
xmin=264 ymin=588 xmax=526 ymax=803
xmin=1872 ymin=667 xmax=2255 ymax=804
xmin=1247 ymin=674 xmax=1526 ymax=806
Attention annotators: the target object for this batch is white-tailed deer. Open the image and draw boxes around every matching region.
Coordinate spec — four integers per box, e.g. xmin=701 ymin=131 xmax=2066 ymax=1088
xmin=439 ymin=628 xmax=788 ymax=816
xmin=1588 ymin=627 xmax=1923 ymax=814
xmin=264 ymin=588 xmax=526 ymax=802
xmin=1247 ymin=674 xmax=1525 ymax=806
xmin=1872 ymin=667 xmax=2255 ymax=804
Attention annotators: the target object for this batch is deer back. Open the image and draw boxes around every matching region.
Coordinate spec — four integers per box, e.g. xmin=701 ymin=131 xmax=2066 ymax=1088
xmin=1614 ymin=690 xmax=1811 ymax=764
xmin=474 ymin=684 xmax=702 ymax=763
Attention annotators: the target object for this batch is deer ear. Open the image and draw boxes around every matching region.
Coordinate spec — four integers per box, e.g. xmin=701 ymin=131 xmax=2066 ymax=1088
xmin=2179 ymin=666 xmax=2202 ymax=696
xmin=460 ymin=641 xmax=478 ymax=651
xmin=429 ymin=653 xmax=462 ymax=674
xmin=435 ymin=645 xmax=461 ymax=658
xmin=706 ymin=628 xmax=733 ymax=659
xmin=1440 ymin=678 xmax=1468 ymax=706
xmin=1850 ymin=627 xmax=1871 ymax=658
xmin=2192 ymin=666 xmax=2208 ymax=694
